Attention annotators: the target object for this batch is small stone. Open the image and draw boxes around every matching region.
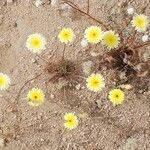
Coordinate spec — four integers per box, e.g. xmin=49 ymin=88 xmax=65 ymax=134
xmin=7 ymin=0 xmax=13 ymax=3
xmin=90 ymin=50 xmax=100 ymax=57
xmin=119 ymin=72 xmax=126 ymax=80
xmin=127 ymin=7 xmax=134 ymax=15
xmin=61 ymin=3 xmax=71 ymax=13
xmin=50 ymin=94 xmax=55 ymax=99
xmin=40 ymin=138 xmax=44 ymax=142
xmin=81 ymin=86 xmax=85 ymax=90
xmin=35 ymin=0 xmax=43 ymax=7
xmin=81 ymin=39 xmax=88 ymax=47
xmin=31 ymin=58 xmax=37 ymax=63
xmin=82 ymin=61 xmax=94 ymax=75
xmin=0 ymin=138 xmax=5 ymax=147
xmin=51 ymin=0 xmax=58 ymax=6
xmin=142 ymin=35 xmax=149 ymax=42
xmin=119 ymin=84 xmax=133 ymax=90
xmin=75 ymin=84 xmax=81 ymax=90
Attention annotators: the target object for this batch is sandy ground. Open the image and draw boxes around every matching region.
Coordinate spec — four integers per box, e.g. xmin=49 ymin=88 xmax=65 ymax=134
xmin=0 ymin=0 xmax=150 ymax=150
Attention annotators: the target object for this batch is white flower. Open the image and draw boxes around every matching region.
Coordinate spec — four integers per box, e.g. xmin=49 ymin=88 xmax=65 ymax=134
xmin=81 ymin=39 xmax=88 ymax=47
xmin=35 ymin=0 xmax=43 ymax=7
xmin=127 ymin=7 xmax=134 ymax=15
xmin=142 ymin=35 xmax=149 ymax=42
xmin=26 ymin=33 xmax=46 ymax=54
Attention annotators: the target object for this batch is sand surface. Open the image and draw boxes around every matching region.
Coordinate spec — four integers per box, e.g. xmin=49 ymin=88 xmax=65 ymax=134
xmin=0 ymin=0 xmax=150 ymax=150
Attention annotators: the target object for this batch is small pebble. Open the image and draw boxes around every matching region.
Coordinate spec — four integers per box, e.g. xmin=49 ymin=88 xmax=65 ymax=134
xmin=127 ymin=7 xmax=134 ymax=15
xmin=51 ymin=0 xmax=57 ymax=6
xmin=7 ymin=0 xmax=13 ymax=4
xmin=35 ymin=0 xmax=43 ymax=7
xmin=75 ymin=84 xmax=81 ymax=90
xmin=50 ymin=94 xmax=55 ymax=99
xmin=0 ymin=138 xmax=5 ymax=148
xmin=142 ymin=35 xmax=149 ymax=42
xmin=81 ymin=39 xmax=88 ymax=47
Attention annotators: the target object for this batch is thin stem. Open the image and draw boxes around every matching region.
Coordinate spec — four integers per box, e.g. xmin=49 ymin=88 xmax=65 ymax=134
xmin=36 ymin=54 xmax=49 ymax=63
xmin=15 ymin=73 xmax=43 ymax=102
xmin=62 ymin=44 xmax=66 ymax=61
xmin=62 ymin=1 xmax=109 ymax=30
xmin=87 ymin=0 xmax=90 ymax=14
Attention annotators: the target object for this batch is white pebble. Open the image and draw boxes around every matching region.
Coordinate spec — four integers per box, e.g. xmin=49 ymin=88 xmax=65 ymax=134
xmin=35 ymin=0 xmax=43 ymax=7
xmin=75 ymin=84 xmax=81 ymax=90
xmin=51 ymin=0 xmax=57 ymax=6
xmin=127 ymin=7 xmax=134 ymax=15
xmin=7 ymin=0 xmax=13 ymax=4
xmin=142 ymin=35 xmax=149 ymax=42
xmin=81 ymin=39 xmax=88 ymax=47
xmin=61 ymin=3 xmax=71 ymax=13
xmin=50 ymin=94 xmax=55 ymax=99
xmin=0 ymin=138 xmax=5 ymax=147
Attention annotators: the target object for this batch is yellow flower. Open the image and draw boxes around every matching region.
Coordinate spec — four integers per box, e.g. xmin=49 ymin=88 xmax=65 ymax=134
xmin=84 ymin=26 xmax=103 ymax=44
xmin=86 ymin=73 xmax=105 ymax=92
xmin=102 ymin=30 xmax=120 ymax=49
xmin=0 ymin=73 xmax=11 ymax=90
xmin=26 ymin=33 xmax=46 ymax=54
xmin=132 ymin=14 xmax=149 ymax=32
xmin=58 ymin=28 xmax=75 ymax=43
xmin=27 ymin=88 xmax=45 ymax=106
xmin=108 ymin=89 xmax=125 ymax=106
xmin=64 ymin=113 xmax=78 ymax=130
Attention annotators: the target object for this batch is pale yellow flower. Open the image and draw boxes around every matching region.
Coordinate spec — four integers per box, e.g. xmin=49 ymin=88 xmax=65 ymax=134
xmin=26 ymin=33 xmax=46 ymax=54
xmin=132 ymin=14 xmax=149 ymax=32
xmin=0 ymin=73 xmax=11 ymax=90
xmin=86 ymin=73 xmax=105 ymax=92
xmin=108 ymin=89 xmax=125 ymax=106
xmin=64 ymin=113 xmax=78 ymax=130
xmin=58 ymin=28 xmax=75 ymax=43
xmin=27 ymin=88 xmax=45 ymax=106
xmin=102 ymin=30 xmax=120 ymax=50
xmin=84 ymin=26 xmax=103 ymax=44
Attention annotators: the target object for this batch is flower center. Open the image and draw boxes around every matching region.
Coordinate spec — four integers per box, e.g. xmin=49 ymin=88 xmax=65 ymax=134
xmin=93 ymin=80 xmax=99 ymax=85
xmin=92 ymin=32 xmax=96 ymax=37
xmin=32 ymin=39 xmax=40 ymax=47
xmin=34 ymin=95 xmax=38 ymax=99
xmin=115 ymin=95 xmax=119 ymax=98
xmin=137 ymin=19 xmax=144 ymax=27
xmin=68 ymin=119 xmax=72 ymax=123
xmin=0 ymin=79 xmax=4 ymax=85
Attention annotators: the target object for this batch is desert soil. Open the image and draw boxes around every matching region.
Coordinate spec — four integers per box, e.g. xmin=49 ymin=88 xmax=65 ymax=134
xmin=0 ymin=0 xmax=150 ymax=150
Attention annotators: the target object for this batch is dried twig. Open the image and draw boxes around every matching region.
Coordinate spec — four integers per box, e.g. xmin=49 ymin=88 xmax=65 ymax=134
xmin=15 ymin=73 xmax=43 ymax=102
xmin=62 ymin=0 xmax=109 ymax=30
xmin=87 ymin=0 xmax=90 ymax=14
xmin=134 ymin=41 xmax=150 ymax=49
xmin=62 ymin=44 xmax=66 ymax=61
